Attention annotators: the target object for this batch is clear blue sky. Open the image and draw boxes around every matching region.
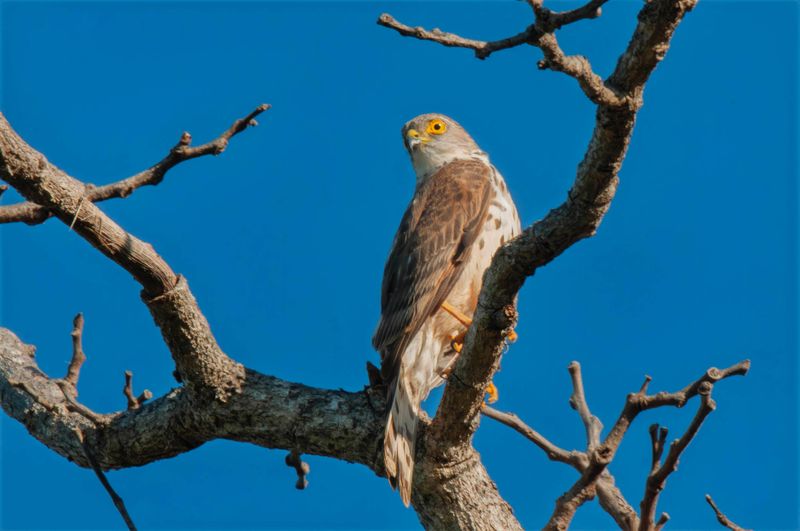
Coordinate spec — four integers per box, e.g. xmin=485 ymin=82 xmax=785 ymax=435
xmin=0 ymin=1 xmax=796 ymax=529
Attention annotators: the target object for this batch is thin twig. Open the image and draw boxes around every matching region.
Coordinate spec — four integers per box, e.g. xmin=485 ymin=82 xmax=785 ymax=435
xmin=639 ymin=383 xmax=715 ymax=529
xmin=545 ymin=361 xmax=748 ymax=530
xmin=64 ymin=313 xmax=86 ymax=388
xmin=482 ymin=406 xmax=584 ymax=467
xmin=377 ymin=13 xmax=535 ymax=60
xmin=705 ymin=494 xmax=750 ymax=531
xmin=0 ymin=104 xmax=270 ymax=225
xmin=377 ymin=11 xmax=624 ymax=106
xmin=123 ymin=370 xmax=152 ymax=410
xmin=654 ymin=512 xmax=670 ymax=531
xmin=567 ymin=361 xmax=603 ymax=449
xmin=80 ymin=434 xmax=137 ymax=530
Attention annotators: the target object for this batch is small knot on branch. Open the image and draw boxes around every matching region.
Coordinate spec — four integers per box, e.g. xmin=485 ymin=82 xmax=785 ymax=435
xmin=285 ymin=450 xmax=310 ymax=490
xmin=179 ymin=132 xmax=192 ymax=146
xmin=123 ymin=370 xmax=152 ymax=410
xmin=698 ymin=381 xmax=713 ymax=396
xmin=639 ymin=375 xmax=652 ymax=394
xmin=0 ymin=184 xmax=8 ymax=197
xmin=490 ymin=304 xmax=518 ymax=333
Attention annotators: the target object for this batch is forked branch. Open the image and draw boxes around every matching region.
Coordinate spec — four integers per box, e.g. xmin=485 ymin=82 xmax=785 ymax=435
xmin=486 ymin=360 xmax=748 ymax=529
xmin=0 ymin=104 xmax=269 ymax=225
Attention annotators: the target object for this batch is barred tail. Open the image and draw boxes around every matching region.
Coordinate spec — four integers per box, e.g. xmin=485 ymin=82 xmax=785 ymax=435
xmin=384 ymin=378 xmax=418 ymax=507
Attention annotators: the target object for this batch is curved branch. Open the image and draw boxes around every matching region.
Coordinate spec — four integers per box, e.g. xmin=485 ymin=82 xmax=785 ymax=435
xmin=0 ymin=327 xmax=384 ymax=470
xmin=429 ymin=0 xmax=700 ymax=454
xmin=705 ymin=494 xmax=750 ymax=531
xmin=0 ymin=114 xmax=243 ymax=399
xmin=0 ymin=326 xmax=523 ymax=529
xmin=377 ymin=13 xmax=535 ymax=61
xmin=0 ymin=104 xmax=269 ymax=225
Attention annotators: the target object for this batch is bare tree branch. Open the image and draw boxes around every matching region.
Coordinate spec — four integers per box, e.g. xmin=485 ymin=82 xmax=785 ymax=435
xmin=378 ymin=7 xmax=625 ymax=106
xmin=639 ymin=385 xmax=716 ymax=530
xmin=705 ymin=494 xmax=750 ymax=531
xmin=544 ymin=362 xmax=748 ymax=528
xmin=0 ymin=0 xmax=743 ymax=527
xmin=0 ymin=113 xmax=244 ymax=399
xmin=531 ymin=0 xmax=610 ymax=31
xmin=79 ymin=431 xmax=138 ymax=531
xmin=0 ymin=104 xmax=269 ymax=225
xmin=377 ymin=14 xmax=535 ymax=61
xmin=64 ymin=313 xmax=86 ymax=388
xmin=483 ymin=405 xmax=638 ymax=530
xmin=567 ymin=361 xmax=603 ymax=449
xmin=482 ymin=406 xmax=583 ymax=467
xmin=427 ymin=0 xmax=700 ymax=457
xmin=123 ymin=370 xmax=152 ymax=411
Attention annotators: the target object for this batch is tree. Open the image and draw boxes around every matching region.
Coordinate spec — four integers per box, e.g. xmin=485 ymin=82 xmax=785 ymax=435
xmin=0 ymin=0 xmax=780 ymax=529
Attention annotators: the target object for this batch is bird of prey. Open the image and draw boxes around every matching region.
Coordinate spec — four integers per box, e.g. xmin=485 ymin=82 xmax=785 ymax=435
xmin=373 ymin=113 xmax=521 ymax=506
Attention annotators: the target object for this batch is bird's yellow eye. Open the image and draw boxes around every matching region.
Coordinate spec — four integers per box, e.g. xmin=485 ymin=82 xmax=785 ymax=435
xmin=426 ymin=119 xmax=447 ymax=135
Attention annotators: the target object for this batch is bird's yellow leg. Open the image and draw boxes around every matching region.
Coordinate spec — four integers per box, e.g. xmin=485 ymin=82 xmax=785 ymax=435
xmin=441 ymin=301 xmax=472 ymax=328
xmin=442 ymin=300 xmax=519 ymax=344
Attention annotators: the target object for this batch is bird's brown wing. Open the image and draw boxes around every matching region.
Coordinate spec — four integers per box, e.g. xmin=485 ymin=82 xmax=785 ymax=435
xmin=372 ymin=159 xmax=495 ymax=389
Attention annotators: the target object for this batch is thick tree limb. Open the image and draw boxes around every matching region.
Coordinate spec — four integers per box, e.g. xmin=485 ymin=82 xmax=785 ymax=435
xmin=0 ymin=104 xmax=269 ymax=225
xmin=427 ymin=0 xmax=699 ymax=456
xmin=0 ymin=327 xmax=523 ymax=528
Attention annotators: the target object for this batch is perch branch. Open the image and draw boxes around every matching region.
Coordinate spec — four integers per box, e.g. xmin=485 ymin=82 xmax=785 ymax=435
xmin=0 ymin=104 xmax=270 ymax=225
xmin=427 ymin=0 xmax=700 ymax=455
xmin=705 ymin=494 xmax=749 ymax=531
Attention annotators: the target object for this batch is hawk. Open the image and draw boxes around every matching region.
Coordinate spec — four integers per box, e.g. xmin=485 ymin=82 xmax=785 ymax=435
xmin=373 ymin=113 xmax=521 ymax=506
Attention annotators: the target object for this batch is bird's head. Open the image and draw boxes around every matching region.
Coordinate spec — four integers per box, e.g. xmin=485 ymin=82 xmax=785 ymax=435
xmin=401 ymin=114 xmax=485 ymax=180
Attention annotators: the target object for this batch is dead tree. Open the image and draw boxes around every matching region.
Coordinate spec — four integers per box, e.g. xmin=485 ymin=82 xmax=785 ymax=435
xmin=0 ymin=1 xmax=750 ymax=529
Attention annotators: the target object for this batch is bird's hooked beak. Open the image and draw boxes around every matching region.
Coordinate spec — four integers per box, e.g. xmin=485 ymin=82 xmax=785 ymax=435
xmin=405 ymin=129 xmax=431 ymax=151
